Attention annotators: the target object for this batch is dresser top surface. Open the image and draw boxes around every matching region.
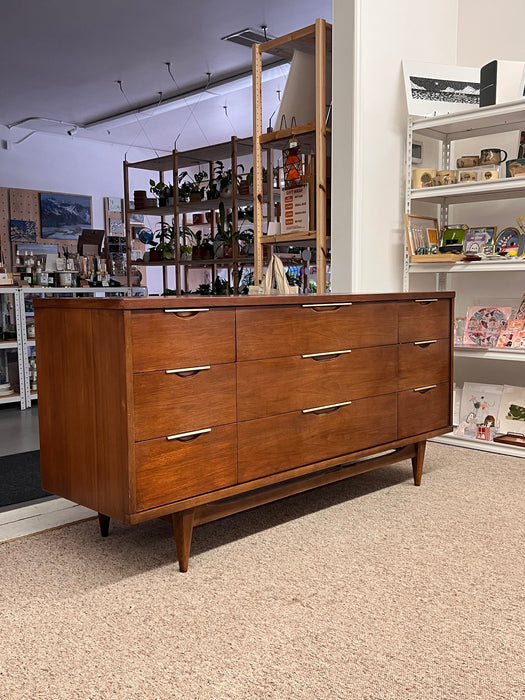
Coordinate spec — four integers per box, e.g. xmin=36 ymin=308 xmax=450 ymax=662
xmin=33 ymin=291 xmax=454 ymax=311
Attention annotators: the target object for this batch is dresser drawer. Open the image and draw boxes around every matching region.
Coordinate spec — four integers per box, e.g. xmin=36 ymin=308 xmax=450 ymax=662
xmin=236 ymin=302 xmax=398 ymax=361
xmin=134 ymin=424 xmax=237 ymax=510
xmin=398 ymin=298 xmax=452 ymax=343
xmin=130 ymin=308 xmax=235 ymax=372
xmin=237 ymin=345 xmax=398 ymax=421
xmin=238 ymin=394 xmax=398 ymax=482
xmin=133 ymin=364 xmax=236 ymax=442
xmin=398 ymin=382 xmax=451 ymax=439
xmin=398 ymin=338 xmax=451 ymax=392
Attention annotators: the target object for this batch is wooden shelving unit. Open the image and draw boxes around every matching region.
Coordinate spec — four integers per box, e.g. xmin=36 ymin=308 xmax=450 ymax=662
xmin=252 ymin=18 xmax=332 ymax=292
xmin=123 ymin=137 xmax=254 ymax=295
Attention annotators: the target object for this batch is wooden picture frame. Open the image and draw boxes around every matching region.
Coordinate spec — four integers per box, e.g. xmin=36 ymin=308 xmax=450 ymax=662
xmin=404 ymin=214 xmax=439 ymax=260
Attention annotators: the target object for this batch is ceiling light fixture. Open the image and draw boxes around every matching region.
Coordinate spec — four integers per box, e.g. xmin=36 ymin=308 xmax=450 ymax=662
xmin=84 ymin=63 xmax=288 ymax=131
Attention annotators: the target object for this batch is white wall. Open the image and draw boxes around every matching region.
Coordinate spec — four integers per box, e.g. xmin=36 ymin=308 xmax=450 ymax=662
xmin=458 ymin=0 xmax=525 ymax=66
xmin=0 ymin=126 xmax=161 ymax=230
xmin=331 ymin=0 xmax=459 ymax=293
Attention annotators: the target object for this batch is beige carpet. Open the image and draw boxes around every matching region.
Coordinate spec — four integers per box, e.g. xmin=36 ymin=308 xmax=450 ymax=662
xmin=0 ymin=442 xmax=523 ymax=700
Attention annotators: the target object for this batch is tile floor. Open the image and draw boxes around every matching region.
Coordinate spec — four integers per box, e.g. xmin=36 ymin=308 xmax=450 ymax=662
xmin=0 ymin=405 xmax=95 ymax=542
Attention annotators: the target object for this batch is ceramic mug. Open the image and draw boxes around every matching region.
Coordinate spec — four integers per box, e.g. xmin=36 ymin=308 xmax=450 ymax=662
xmin=480 ymin=148 xmax=507 ymax=165
xmin=457 ymin=155 xmax=480 ymax=168
xmin=436 ymin=169 xmax=458 ymax=185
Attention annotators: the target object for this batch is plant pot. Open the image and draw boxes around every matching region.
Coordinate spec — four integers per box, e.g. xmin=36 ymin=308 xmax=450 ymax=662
xmin=192 ymin=245 xmax=202 ymax=259
xmin=220 ymin=185 xmax=234 ymax=199
xmin=238 ymin=180 xmax=250 ymax=196
xmin=158 ymin=197 xmax=167 ymax=207
xmin=148 ymin=250 xmax=163 ymax=262
xmin=166 ymin=197 xmax=174 ymax=206
xmin=190 ymin=192 xmax=202 ymax=202
xmin=181 ymin=252 xmax=192 ymax=261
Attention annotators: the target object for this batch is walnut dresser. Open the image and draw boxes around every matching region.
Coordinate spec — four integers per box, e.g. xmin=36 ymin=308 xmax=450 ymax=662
xmin=33 ymin=292 xmax=454 ymax=571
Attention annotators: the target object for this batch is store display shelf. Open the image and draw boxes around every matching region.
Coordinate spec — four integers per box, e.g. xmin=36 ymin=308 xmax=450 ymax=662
xmin=409 ymin=259 xmax=525 ymax=273
xmin=433 ymin=432 xmax=525 ymax=458
xmin=261 ymin=230 xmax=319 ymax=245
xmin=410 ymin=177 xmax=525 ymax=204
xmin=0 ymin=340 xmax=18 ymax=349
xmin=136 ymin=258 xmax=254 ymax=268
xmin=0 ymin=392 xmax=22 ymax=405
xmin=454 ymin=345 xmax=525 ymax=362
xmin=27 ymin=340 xmax=36 ymax=347
xmin=132 ymin=196 xmax=255 ymax=217
xmin=126 ymin=138 xmax=254 ymax=173
xmin=412 ymin=100 xmax=525 ymax=140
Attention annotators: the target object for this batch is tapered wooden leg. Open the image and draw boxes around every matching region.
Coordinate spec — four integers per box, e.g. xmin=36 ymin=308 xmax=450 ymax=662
xmin=98 ymin=513 xmax=110 ymax=537
xmin=171 ymin=509 xmax=195 ymax=572
xmin=411 ymin=441 xmax=426 ymax=486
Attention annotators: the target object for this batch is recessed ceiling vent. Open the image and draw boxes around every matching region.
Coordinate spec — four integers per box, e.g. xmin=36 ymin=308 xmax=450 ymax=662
xmin=221 ymin=27 xmax=274 ymax=47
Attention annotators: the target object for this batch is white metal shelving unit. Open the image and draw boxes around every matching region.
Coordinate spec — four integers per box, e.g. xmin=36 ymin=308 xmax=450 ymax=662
xmin=19 ymin=286 xmax=144 ymax=409
xmin=405 ymin=101 xmax=525 ymax=458
xmin=0 ymin=288 xmax=24 ymax=407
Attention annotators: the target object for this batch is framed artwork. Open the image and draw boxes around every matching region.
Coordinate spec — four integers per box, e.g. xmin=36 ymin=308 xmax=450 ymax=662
xmin=463 ymin=226 xmax=497 ymax=254
xmin=107 ymin=197 xmax=122 ymax=213
xmin=402 ymin=61 xmax=480 ymax=117
xmin=495 ymin=227 xmax=522 ymax=255
xmin=10 ymin=219 xmax=36 ymax=243
xmin=463 ymin=305 xmax=512 ymax=347
xmin=497 ymin=385 xmax=525 ymax=435
xmin=456 ymin=382 xmax=503 ymax=436
xmin=40 ymin=191 xmax=92 ymax=239
xmin=404 ymin=214 xmax=439 ymax=256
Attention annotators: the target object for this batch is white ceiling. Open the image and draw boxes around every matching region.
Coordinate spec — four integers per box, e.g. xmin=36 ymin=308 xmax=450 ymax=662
xmin=0 ymin=0 xmax=332 ymax=154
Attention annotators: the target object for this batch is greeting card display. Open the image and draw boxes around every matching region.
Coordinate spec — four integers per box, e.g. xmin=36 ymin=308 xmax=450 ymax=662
xmin=463 ymin=306 xmax=512 ymax=347
xmin=496 ymin=319 xmax=525 ymax=348
xmin=456 ymin=382 xmax=503 ymax=436
xmin=497 ymin=385 xmax=525 ymax=436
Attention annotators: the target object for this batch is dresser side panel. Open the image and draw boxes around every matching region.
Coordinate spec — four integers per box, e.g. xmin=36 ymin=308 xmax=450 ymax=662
xmin=91 ymin=309 xmax=133 ymax=519
xmin=34 ymin=307 xmax=99 ymax=510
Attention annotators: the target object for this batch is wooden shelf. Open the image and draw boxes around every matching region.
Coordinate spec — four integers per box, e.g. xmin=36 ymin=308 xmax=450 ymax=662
xmin=126 ymin=138 xmax=254 ymax=172
xmin=258 ymin=22 xmax=332 ymax=61
xmin=132 ymin=196 xmax=255 ymax=218
xmin=261 ymin=230 xmax=319 ymax=245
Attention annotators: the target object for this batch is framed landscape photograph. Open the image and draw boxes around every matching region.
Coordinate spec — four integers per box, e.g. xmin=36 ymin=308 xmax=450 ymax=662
xmin=40 ymin=191 xmax=92 ymax=239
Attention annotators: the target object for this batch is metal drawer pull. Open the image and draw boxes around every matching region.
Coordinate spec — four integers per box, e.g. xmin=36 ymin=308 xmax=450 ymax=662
xmin=165 ymin=365 xmax=211 ymax=375
xmin=302 ymin=349 xmax=352 ymax=360
xmin=302 ymin=302 xmax=353 ymax=308
xmin=302 ymin=400 xmax=352 ymax=414
xmin=414 ymin=340 xmax=437 ymax=346
xmin=413 ymin=385 xmax=437 ymax=393
xmin=165 ymin=308 xmax=210 ymax=314
xmin=167 ymin=428 xmax=211 ymax=441
xmin=414 ymin=299 xmax=438 ymax=304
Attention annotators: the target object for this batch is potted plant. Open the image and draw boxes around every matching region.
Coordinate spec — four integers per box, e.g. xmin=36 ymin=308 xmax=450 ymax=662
xmin=153 ymin=221 xmax=176 ymax=259
xmin=207 ymin=161 xmax=232 ymax=199
xmin=180 ymin=244 xmax=192 ymax=261
xmin=214 ymin=201 xmax=234 ymax=258
xmin=190 ymin=170 xmax=208 ymax=202
xmin=149 ymin=179 xmax=172 ymax=207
